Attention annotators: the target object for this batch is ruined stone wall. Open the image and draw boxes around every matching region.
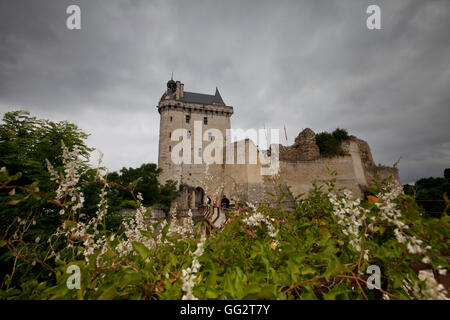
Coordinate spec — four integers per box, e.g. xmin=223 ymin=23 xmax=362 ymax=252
xmin=280 ymin=128 xmax=320 ymax=161
xmin=279 ymin=156 xmax=364 ymax=198
xmin=194 ymin=130 xmax=398 ymax=204
xmin=160 ymin=124 xmax=398 ymax=209
xmin=341 ymin=136 xmax=399 ymax=186
xmin=119 ymin=206 xmax=165 ymax=222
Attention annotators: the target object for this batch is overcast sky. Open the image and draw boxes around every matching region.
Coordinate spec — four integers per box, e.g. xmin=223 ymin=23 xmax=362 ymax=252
xmin=1 ymin=0 xmax=449 ymax=184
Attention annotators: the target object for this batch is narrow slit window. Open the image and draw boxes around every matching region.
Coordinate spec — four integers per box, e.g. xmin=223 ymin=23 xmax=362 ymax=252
xmin=186 ymin=115 xmax=190 ymax=123
xmin=204 ymin=117 xmax=208 ymax=125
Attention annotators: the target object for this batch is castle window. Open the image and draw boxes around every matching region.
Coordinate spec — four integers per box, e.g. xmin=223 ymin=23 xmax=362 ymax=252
xmin=203 ymin=117 xmax=208 ymax=125
xmin=169 ymin=146 xmax=172 ymax=152
xmin=186 ymin=115 xmax=190 ymax=123
xmin=169 ymin=132 xmax=171 ymax=139
xmin=170 ymin=116 xmax=173 ymax=122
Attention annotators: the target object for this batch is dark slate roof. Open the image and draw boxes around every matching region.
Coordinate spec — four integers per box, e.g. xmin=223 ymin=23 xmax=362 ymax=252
xmin=213 ymin=87 xmax=225 ymax=104
xmin=181 ymin=87 xmax=225 ymax=105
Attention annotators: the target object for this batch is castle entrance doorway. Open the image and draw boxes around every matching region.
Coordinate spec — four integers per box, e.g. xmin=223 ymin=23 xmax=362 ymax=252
xmin=195 ymin=187 xmax=204 ymax=207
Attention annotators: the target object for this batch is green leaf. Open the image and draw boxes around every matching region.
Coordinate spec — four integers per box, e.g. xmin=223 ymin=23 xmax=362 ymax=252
xmin=160 ymin=222 xmax=170 ymax=243
xmin=128 ymin=177 xmax=142 ymax=191
xmin=132 ymin=242 xmax=151 ymax=261
xmin=98 ymin=285 xmax=117 ymax=300
xmin=144 ymin=209 xmax=152 ymax=217
xmin=140 ymin=230 xmax=153 ymax=239
xmin=8 ymin=172 xmax=22 ymax=183
xmin=205 ymin=289 xmax=219 ymax=299
xmin=8 ymin=199 xmax=22 ymax=205
xmin=300 ymin=266 xmax=316 ymax=276
xmin=64 ymin=220 xmax=77 ymax=228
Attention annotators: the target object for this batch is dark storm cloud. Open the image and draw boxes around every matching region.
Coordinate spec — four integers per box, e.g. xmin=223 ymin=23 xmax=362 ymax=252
xmin=0 ymin=0 xmax=449 ymax=183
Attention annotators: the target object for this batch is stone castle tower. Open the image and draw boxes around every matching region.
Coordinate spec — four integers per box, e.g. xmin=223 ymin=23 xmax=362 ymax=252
xmin=157 ymin=77 xmax=233 ymax=187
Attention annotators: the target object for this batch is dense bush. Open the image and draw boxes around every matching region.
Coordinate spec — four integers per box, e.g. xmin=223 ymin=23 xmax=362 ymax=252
xmin=0 ymin=142 xmax=449 ymax=300
xmin=332 ymin=128 xmax=350 ymax=142
xmin=315 ymin=128 xmax=350 ymax=157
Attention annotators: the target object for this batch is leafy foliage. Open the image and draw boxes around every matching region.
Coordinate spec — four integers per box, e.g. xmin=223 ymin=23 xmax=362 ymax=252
xmin=403 ymin=169 xmax=450 ymax=218
xmin=315 ymin=128 xmax=350 ymax=157
xmin=0 ymin=111 xmax=179 ymax=288
xmin=107 ymin=164 xmax=179 ymax=212
xmin=332 ymin=128 xmax=350 ymax=142
xmin=0 ymin=111 xmax=93 ymax=286
xmin=1 ymin=153 xmax=449 ymax=299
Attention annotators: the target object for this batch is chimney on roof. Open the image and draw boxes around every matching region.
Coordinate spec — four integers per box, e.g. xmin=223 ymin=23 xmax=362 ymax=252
xmin=175 ymin=81 xmax=180 ymax=99
xmin=175 ymin=81 xmax=184 ymax=99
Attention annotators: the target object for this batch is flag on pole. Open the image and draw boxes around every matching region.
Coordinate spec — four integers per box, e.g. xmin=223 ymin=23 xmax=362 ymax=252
xmin=284 ymin=125 xmax=288 ymax=142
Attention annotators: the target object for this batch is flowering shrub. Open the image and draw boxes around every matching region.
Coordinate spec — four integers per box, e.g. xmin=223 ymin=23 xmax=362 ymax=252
xmin=0 ymin=144 xmax=449 ymax=300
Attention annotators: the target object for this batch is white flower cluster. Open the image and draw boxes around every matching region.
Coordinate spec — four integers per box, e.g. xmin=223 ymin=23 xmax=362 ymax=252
xmin=46 ymin=147 xmax=156 ymax=264
xmin=155 ymin=218 xmax=168 ymax=244
xmin=181 ymin=234 xmax=206 ymax=300
xmin=375 ymin=182 xmax=431 ymax=260
xmin=329 ymin=190 xmax=370 ymax=259
xmin=116 ymin=192 xmax=155 ymax=257
xmin=403 ymin=271 xmax=449 ymax=300
xmin=46 ymin=141 xmax=86 ymax=216
xmin=417 ymin=270 xmax=449 ymax=300
xmin=242 ymin=211 xmax=279 ymax=238
xmin=46 ymin=148 xmax=109 ymax=264
xmin=331 ymin=181 xmax=445 ymax=300
xmin=51 ymin=179 xmax=110 ymax=263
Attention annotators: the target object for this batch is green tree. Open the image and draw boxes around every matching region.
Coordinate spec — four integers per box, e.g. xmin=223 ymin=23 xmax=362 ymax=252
xmin=107 ymin=164 xmax=179 ymax=212
xmin=0 ymin=110 xmax=93 ymax=285
xmin=332 ymin=128 xmax=350 ymax=142
xmin=403 ymin=169 xmax=450 ymax=218
xmin=0 ymin=110 xmax=92 ymax=228
xmin=315 ymin=128 xmax=350 ymax=157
